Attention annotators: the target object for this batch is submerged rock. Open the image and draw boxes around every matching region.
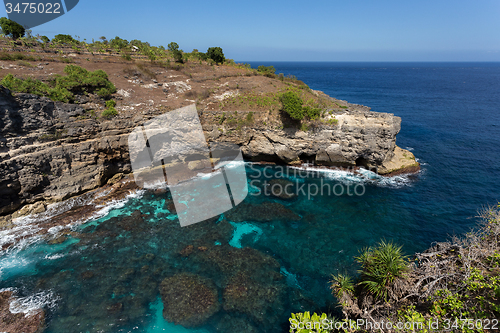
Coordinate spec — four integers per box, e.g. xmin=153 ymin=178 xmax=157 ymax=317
xmin=160 ymin=273 xmax=220 ymax=328
xmin=222 ymin=271 xmax=285 ymax=326
xmin=215 ymin=314 xmax=260 ymax=333
xmin=268 ymin=178 xmax=297 ymax=199
xmin=226 ymin=201 xmax=300 ymax=222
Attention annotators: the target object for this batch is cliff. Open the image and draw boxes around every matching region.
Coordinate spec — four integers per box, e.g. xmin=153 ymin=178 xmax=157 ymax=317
xmin=0 ymin=46 xmax=418 ymax=218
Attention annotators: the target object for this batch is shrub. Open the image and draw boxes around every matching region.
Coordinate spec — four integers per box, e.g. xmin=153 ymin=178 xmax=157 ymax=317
xmin=329 ymin=273 xmax=355 ymax=298
xmin=109 ymin=36 xmax=129 ymax=50
xmin=0 ymin=17 xmax=25 ymax=39
xmin=1 ymin=65 xmax=116 ymax=102
xmin=105 ymin=99 xmax=116 ymax=108
xmin=53 ymin=34 xmax=78 ymax=45
xmin=356 ymin=240 xmax=408 ymax=300
xmin=101 ymin=107 xmax=118 ymax=119
xmin=57 ymin=65 xmax=117 ymax=98
xmin=206 ymin=47 xmax=225 ymax=65
xmin=0 ymin=53 xmax=37 ymax=61
xmin=279 ymin=91 xmax=305 ymax=120
xmin=257 ymin=65 xmax=276 ymax=77
xmin=121 ymin=52 xmax=132 ymax=61
xmin=1 ymin=73 xmax=49 ymax=96
xmin=40 ymin=36 xmax=50 ymax=44
xmin=303 ymin=106 xmax=321 ymax=120
xmin=289 ymin=312 xmax=336 ymax=333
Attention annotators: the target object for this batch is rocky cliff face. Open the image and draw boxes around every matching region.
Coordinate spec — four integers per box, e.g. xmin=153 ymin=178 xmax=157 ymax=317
xmin=0 ymin=87 xmax=417 ymax=216
xmin=203 ymin=107 xmax=406 ymax=169
xmin=0 ymin=87 xmax=133 ymax=215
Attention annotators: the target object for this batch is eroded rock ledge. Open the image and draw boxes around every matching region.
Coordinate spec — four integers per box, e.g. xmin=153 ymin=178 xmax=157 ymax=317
xmin=0 ymin=87 xmax=418 ymax=217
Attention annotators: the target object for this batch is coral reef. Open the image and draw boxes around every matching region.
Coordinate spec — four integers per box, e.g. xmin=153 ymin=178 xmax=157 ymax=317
xmin=160 ymin=273 xmax=220 ymax=327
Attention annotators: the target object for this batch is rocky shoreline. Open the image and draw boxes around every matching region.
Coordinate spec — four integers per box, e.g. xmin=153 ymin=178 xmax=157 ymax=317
xmin=0 ymin=86 xmax=418 ymax=222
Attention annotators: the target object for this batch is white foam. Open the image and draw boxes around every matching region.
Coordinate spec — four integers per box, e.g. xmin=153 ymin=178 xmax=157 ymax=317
xmin=9 ymin=290 xmax=60 ymax=316
xmin=289 ymin=164 xmax=415 ymax=189
xmin=92 ymin=189 xmax=146 ymax=221
xmin=44 ymin=253 xmax=65 ymax=260
xmin=47 ymin=225 xmax=65 ymax=235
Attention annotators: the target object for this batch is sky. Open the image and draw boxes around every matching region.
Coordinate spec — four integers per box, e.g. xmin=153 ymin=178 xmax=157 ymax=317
xmin=1 ymin=0 xmax=500 ymax=61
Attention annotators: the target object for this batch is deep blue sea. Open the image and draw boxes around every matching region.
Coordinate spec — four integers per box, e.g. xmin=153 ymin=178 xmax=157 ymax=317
xmin=1 ymin=62 xmax=500 ymax=332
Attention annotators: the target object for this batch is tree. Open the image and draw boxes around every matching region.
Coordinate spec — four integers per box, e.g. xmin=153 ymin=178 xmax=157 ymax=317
xmin=109 ymin=36 xmax=128 ymax=50
xmin=206 ymin=47 xmax=225 ymax=65
xmin=0 ymin=17 xmax=25 ymax=40
xmin=40 ymin=36 xmax=50 ymax=44
xmin=168 ymin=42 xmax=179 ymax=52
xmin=53 ymin=34 xmax=78 ymax=44
xmin=168 ymin=42 xmax=183 ymax=63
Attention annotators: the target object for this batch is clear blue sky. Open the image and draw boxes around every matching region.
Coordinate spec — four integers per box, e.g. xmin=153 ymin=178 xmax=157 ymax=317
xmin=2 ymin=0 xmax=500 ymax=61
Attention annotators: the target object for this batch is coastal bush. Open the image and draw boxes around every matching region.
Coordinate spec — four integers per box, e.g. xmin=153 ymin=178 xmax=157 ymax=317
xmin=1 ymin=74 xmax=50 ymax=96
xmin=329 ymin=273 xmax=355 ymax=299
xmin=289 ymin=312 xmax=330 ymax=333
xmin=280 ymin=91 xmax=305 ymax=120
xmin=109 ymin=36 xmax=129 ymax=50
xmin=356 ymin=240 xmax=408 ymax=300
xmin=1 ymin=65 xmax=116 ymax=102
xmin=257 ymin=65 xmax=276 ymax=77
xmin=0 ymin=53 xmax=37 ymax=61
xmin=206 ymin=47 xmax=225 ymax=65
xmin=331 ymin=204 xmax=500 ymax=331
xmin=101 ymin=107 xmax=118 ymax=119
xmin=53 ymin=34 xmax=78 ymax=45
xmin=57 ymin=65 xmax=116 ymax=98
xmin=0 ymin=17 xmax=25 ymax=39
xmin=102 ymin=99 xmax=118 ymax=119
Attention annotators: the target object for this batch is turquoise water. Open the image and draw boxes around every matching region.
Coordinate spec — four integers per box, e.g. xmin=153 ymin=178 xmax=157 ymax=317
xmin=2 ymin=62 xmax=500 ymax=332
xmin=0 ymin=165 xmax=421 ymax=332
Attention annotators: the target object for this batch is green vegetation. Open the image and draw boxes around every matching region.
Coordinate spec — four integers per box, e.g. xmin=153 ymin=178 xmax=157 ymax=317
xmin=220 ymin=91 xmax=281 ymax=110
xmin=322 ymin=203 xmax=500 ymax=332
xmin=168 ymin=42 xmax=183 ymax=63
xmin=55 ymin=65 xmax=117 ymax=98
xmin=329 ymin=274 xmax=354 ymax=299
xmin=0 ymin=65 xmax=116 ymax=103
xmin=0 ymin=17 xmax=25 ymax=39
xmin=356 ymin=240 xmax=409 ymax=300
xmin=280 ymin=91 xmax=321 ymax=121
xmin=257 ymin=65 xmax=276 ymax=77
xmin=53 ymin=34 xmax=78 ymax=45
xmin=101 ymin=99 xmax=118 ymax=119
xmin=206 ymin=47 xmax=225 ymax=65
xmin=0 ymin=52 xmax=37 ymax=61
xmin=289 ymin=312 xmax=331 ymax=333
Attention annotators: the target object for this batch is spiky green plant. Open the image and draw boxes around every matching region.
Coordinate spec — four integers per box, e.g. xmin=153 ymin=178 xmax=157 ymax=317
xmin=329 ymin=273 xmax=355 ymax=299
xmin=356 ymin=240 xmax=408 ymax=301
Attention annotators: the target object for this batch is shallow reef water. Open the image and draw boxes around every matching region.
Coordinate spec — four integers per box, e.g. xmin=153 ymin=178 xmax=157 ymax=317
xmin=0 ymin=163 xmax=426 ymax=333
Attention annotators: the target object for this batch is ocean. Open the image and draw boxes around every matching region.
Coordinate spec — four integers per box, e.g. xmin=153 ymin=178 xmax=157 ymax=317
xmin=1 ymin=62 xmax=500 ymax=332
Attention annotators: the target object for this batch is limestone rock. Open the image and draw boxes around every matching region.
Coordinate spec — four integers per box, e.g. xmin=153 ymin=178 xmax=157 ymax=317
xmin=0 ymin=291 xmax=45 ymax=333
xmin=0 ymin=86 xmax=416 ymax=216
